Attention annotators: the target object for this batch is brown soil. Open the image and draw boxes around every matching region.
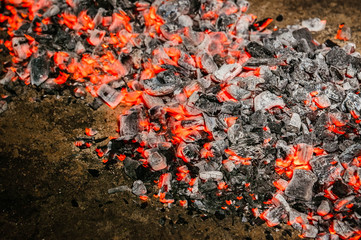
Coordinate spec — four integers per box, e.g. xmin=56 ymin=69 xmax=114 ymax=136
xmin=0 ymin=1 xmax=360 ymax=239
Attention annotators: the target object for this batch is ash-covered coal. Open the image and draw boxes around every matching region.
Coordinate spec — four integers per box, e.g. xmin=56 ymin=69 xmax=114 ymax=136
xmin=1 ymin=0 xmax=361 ymax=239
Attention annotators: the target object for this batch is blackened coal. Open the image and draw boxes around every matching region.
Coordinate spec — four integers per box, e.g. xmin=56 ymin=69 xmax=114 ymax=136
xmin=246 ymin=42 xmax=274 ymax=58
xmin=2 ymin=0 xmax=361 ymax=239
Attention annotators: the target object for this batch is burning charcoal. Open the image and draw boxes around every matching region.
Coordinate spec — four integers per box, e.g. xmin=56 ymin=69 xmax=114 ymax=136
xmin=301 ymin=224 xmax=318 ymax=238
xmin=332 ymin=220 xmax=354 ymax=239
xmin=108 ymin=185 xmax=131 ymax=194
xmin=199 ymin=171 xmax=223 ymax=181
xmin=285 ymin=169 xmax=317 ymax=201
xmin=222 ymin=159 xmax=235 ymax=172
xmin=213 ymin=63 xmax=243 ymax=82
xmin=310 ymin=155 xmax=341 ymax=184
xmin=295 ymin=144 xmax=313 ymax=165
xmin=142 ymin=93 xmax=164 ymax=108
xmin=313 ymin=95 xmax=331 ymax=109
xmin=12 ymin=37 xmax=31 ymax=60
xmin=335 ymin=24 xmax=352 ymax=41
xmin=288 ymin=209 xmax=309 ymax=231
xmin=254 ymin=91 xmax=285 ymax=111
xmin=30 ymin=56 xmax=49 ymax=86
xmin=143 ymin=70 xmax=181 ymax=96
xmin=317 ymin=200 xmax=331 ymax=216
xmin=97 ymin=84 xmax=122 ymax=109
xmin=132 ymin=180 xmax=147 ymax=196
xmin=301 ymin=18 xmax=326 ymax=31
xmin=261 ymin=206 xmax=285 ymax=227
xmin=147 ymin=151 xmax=167 ymax=171
xmin=88 ymin=97 xmax=104 ymax=110
xmin=177 ymin=143 xmax=200 ymax=163
xmin=245 ymin=42 xmax=274 ymax=58
xmin=325 ymin=47 xmax=352 ymax=69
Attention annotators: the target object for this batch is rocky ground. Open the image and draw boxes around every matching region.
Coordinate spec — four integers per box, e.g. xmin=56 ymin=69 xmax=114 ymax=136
xmin=0 ymin=0 xmax=360 ymax=239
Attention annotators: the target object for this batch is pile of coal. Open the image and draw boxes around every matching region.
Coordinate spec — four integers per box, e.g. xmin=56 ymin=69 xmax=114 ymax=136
xmin=1 ymin=0 xmax=361 ymax=239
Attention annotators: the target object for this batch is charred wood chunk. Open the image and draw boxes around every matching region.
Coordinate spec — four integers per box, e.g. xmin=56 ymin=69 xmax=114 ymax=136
xmin=245 ymin=42 xmax=274 ymax=58
xmin=30 ymin=56 xmax=49 ymax=86
xmin=325 ymin=47 xmax=352 ymax=69
xmin=285 ymin=169 xmax=317 ymax=201
xmin=195 ymin=94 xmax=221 ymax=116
xmin=143 ymin=70 xmax=181 ymax=96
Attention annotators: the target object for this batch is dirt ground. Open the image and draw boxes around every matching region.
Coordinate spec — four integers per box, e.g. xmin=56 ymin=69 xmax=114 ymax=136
xmin=0 ymin=0 xmax=360 ymax=239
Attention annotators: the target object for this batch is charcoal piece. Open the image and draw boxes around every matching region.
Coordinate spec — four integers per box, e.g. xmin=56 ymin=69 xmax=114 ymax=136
xmin=285 ymin=169 xmax=317 ymax=201
xmin=296 ymin=38 xmax=313 ymax=53
xmin=0 ymin=100 xmax=8 ymax=114
xmin=12 ymin=37 xmax=30 ymax=60
xmin=250 ymin=110 xmax=267 ymax=128
xmin=30 ymin=56 xmax=49 ymax=86
xmin=339 ymin=143 xmax=361 ymax=164
xmin=292 ymin=28 xmax=314 ymax=49
xmin=310 ymin=155 xmax=340 ymax=184
xmin=123 ymin=158 xmax=141 ymax=179
xmin=199 ymin=171 xmax=223 ymax=181
xmin=88 ymin=97 xmax=104 ymax=110
xmin=324 ymin=39 xmax=339 ymax=48
xmin=330 ymin=66 xmax=344 ymax=81
xmin=301 ymin=18 xmax=326 ymax=32
xmin=222 ymin=159 xmax=235 ymax=172
xmin=341 ymin=92 xmax=361 ymax=113
xmin=325 ymin=47 xmax=352 ymax=69
xmin=324 ymin=84 xmax=344 ymax=102
xmin=301 ymin=224 xmax=318 ymax=238
xmin=288 ymin=113 xmax=301 ymax=131
xmin=227 ymin=123 xmax=244 ymax=144
xmin=118 ymin=106 xmax=144 ymax=140
xmin=238 ymin=76 xmax=265 ymax=91
xmin=245 ymin=42 xmax=273 ymax=58
xmin=201 ymin=53 xmax=218 ymax=74
xmin=332 ymin=220 xmax=354 ymax=239
xmin=296 ymin=144 xmax=313 ymax=165
xmin=88 ymin=169 xmax=100 ymax=177
xmin=254 ymin=91 xmax=285 ymax=111
xmin=214 ymin=63 xmax=243 ymax=82
xmin=142 ymin=93 xmax=164 ymax=108
xmin=143 ymin=70 xmax=181 ymax=96
xmin=300 ymin=58 xmax=318 ymax=74
xmin=199 ymin=181 xmax=217 ymax=192
xmin=195 ymin=95 xmax=221 ymax=116
xmin=216 ymin=14 xmax=237 ymax=31
xmin=317 ymin=200 xmax=331 ymax=216
xmin=332 ymin=180 xmax=349 ymax=198
xmin=177 ymin=143 xmax=200 ymax=163
xmin=148 ymin=151 xmax=167 ymax=171
xmin=108 ymin=185 xmax=131 ymax=194
xmin=261 ymin=206 xmax=285 ymax=226
xmin=313 ymin=95 xmax=331 ymax=109
xmin=132 ymin=180 xmax=147 ymax=196
xmin=97 ymin=84 xmax=122 ymax=108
